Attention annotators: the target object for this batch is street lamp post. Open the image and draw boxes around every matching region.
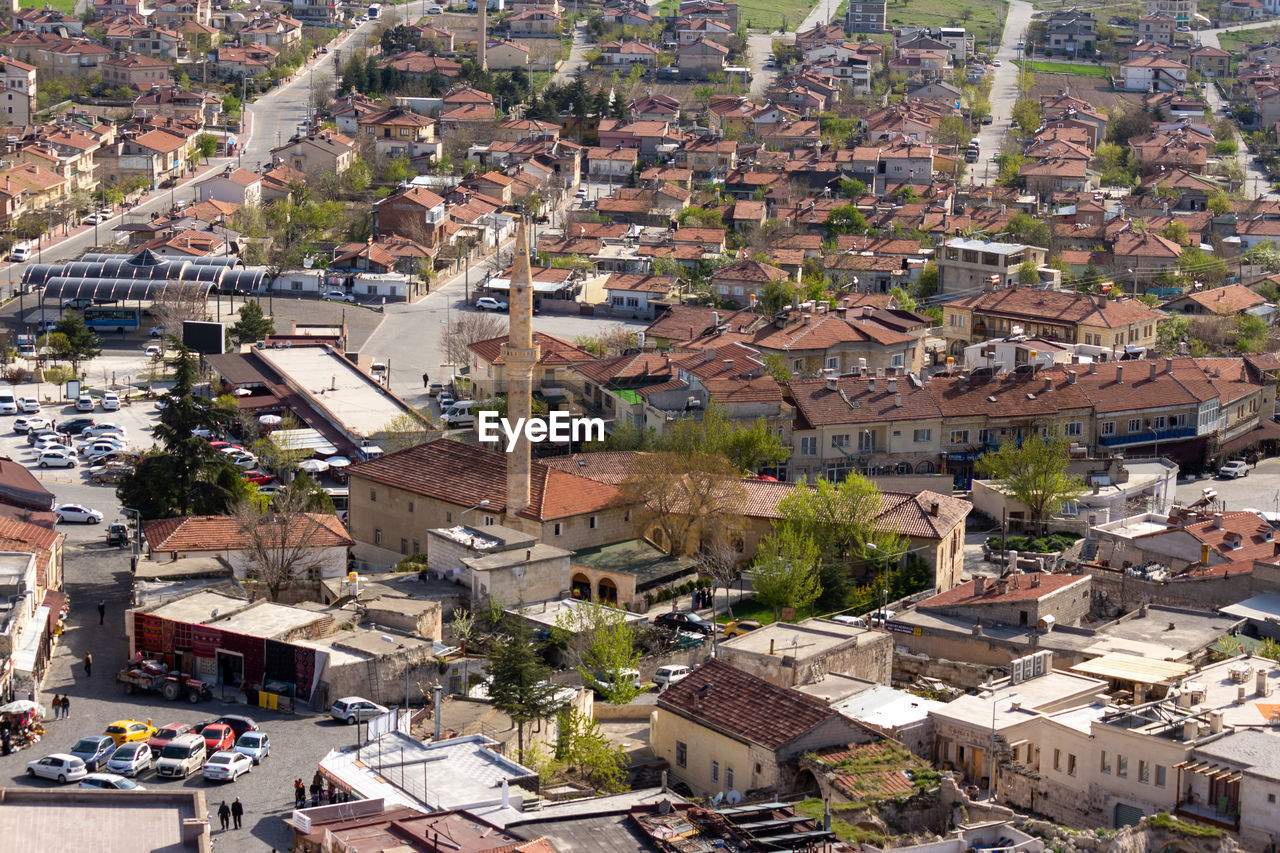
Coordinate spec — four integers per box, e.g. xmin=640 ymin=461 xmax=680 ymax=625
xmin=461 ymin=499 xmax=490 ymax=524
xmin=381 ymin=634 xmax=410 ymax=727
xmin=1148 ymin=426 xmax=1160 ymax=460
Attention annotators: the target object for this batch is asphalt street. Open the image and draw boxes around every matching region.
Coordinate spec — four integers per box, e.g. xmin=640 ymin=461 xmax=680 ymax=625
xmin=977 ymin=0 xmax=1033 ymax=161
xmin=1175 ymin=456 xmax=1280 ymax=514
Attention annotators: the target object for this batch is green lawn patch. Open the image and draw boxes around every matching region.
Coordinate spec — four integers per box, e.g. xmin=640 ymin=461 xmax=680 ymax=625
xmin=736 ymin=0 xmax=823 ymax=32
xmin=715 ymin=596 xmax=779 ymax=624
xmin=885 ymin=0 xmax=1008 ymax=46
xmin=1021 ymin=60 xmax=1112 ymax=78
xmin=20 ymin=0 xmax=75 ymax=11
xmin=1218 ymin=27 xmax=1279 ymax=57
xmin=796 ymin=799 xmax=887 ymax=846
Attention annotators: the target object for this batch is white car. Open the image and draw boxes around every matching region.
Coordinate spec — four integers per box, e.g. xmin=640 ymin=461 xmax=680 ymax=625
xmin=233 ymin=731 xmax=269 ymax=764
xmin=75 ymin=394 xmax=96 ymax=412
xmin=105 ymin=742 xmax=153 ymax=777
xmin=202 ymin=750 xmax=254 ymax=782
xmin=84 ymin=213 xmax=108 ymax=226
xmin=1219 ymin=460 xmax=1250 ymax=479
xmin=475 ymin=297 xmax=508 ymax=312
xmin=80 ymin=439 xmax=127 ymax=457
xmin=14 ymin=415 xmax=50 ymax=433
xmin=993 ymin=58 xmax=1002 ymax=66
xmin=101 ymin=392 xmax=120 ymax=410
xmin=322 ymin=290 xmax=356 ymax=303
xmin=55 ymin=503 xmax=102 ymax=524
xmin=27 ymin=754 xmax=88 ymax=783
xmin=145 ymin=344 xmax=163 ymax=358
xmin=80 ymin=773 xmax=145 ymax=790
xmin=652 ymin=664 xmax=691 ymax=688
xmin=330 ymin=696 xmax=389 ymax=724
xmin=32 ymin=436 xmax=66 ymax=452
xmin=84 ymin=424 xmax=126 ymax=439
xmin=227 ymin=452 xmax=258 ymax=470
xmin=16 ymin=396 xmax=39 ymax=413
xmin=148 ymin=326 xmax=166 ymax=338
xmin=37 ymin=450 xmax=76 ymax=468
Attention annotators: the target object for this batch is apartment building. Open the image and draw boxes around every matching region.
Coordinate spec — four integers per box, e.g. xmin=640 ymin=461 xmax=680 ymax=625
xmin=0 ymin=58 xmax=36 ymax=126
xmin=936 ymin=238 xmax=1051 ymax=300
xmin=844 ymin=0 xmax=886 ymax=32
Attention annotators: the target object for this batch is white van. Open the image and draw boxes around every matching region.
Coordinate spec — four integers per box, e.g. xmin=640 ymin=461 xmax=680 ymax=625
xmin=0 ymin=391 xmax=17 ymax=415
xmin=9 ymin=243 xmax=31 ymax=262
xmin=442 ymin=400 xmax=478 ymax=428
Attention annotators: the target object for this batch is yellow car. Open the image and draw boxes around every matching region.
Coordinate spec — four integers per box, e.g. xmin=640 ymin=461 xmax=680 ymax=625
xmin=104 ymin=719 xmax=157 ymax=746
xmin=723 ymin=619 xmax=762 ymax=638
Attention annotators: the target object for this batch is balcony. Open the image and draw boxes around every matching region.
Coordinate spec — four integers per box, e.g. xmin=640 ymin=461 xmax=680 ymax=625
xmin=1175 ymin=802 xmax=1239 ymax=831
xmin=1098 ymin=427 xmax=1195 ymax=447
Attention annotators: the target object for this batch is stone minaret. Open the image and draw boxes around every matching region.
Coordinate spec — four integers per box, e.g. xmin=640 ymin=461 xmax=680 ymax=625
xmin=501 ymin=217 xmax=539 ymax=514
xmin=478 ymin=0 xmax=488 ymax=71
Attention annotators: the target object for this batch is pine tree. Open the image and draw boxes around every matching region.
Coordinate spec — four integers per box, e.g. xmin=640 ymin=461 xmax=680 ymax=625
xmin=486 ymin=618 xmax=565 ymax=761
xmin=229 ymin=299 xmax=274 ymax=345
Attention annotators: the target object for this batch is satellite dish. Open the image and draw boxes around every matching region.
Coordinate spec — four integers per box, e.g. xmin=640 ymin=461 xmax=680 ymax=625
xmin=303 ymin=256 xmax=314 ymax=269
xmin=726 ymin=789 xmax=742 ymax=805
xmin=711 ymin=791 xmax=724 ymax=806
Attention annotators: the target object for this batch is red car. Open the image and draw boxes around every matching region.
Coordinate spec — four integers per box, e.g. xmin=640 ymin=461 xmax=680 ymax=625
xmin=242 ymin=470 xmax=274 ymax=485
xmin=148 ymin=722 xmax=193 ymax=752
xmin=201 ymin=723 xmax=235 ymax=753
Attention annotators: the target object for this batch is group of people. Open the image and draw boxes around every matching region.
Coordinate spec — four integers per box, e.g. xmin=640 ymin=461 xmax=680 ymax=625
xmin=296 ymin=772 xmax=349 ymax=808
xmin=216 ymin=798 xmax=244 ymax=831
xmin=48 ymin=695 xmax=70 ymax=719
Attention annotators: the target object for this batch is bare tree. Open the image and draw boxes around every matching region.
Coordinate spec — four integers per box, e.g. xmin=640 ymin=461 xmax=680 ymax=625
xmin=696 ymin=535 xmax=741 ymax=619
xmin=619 ymin=452 xmax=746 ymax=557
xmin=575 ymin=327 xmax=638 ymax=358
xmin=150 ymin=284 xmax=210 ymax=337
xmin=234 ymin=484 xmax=337 ymax=601
xmin=379 ymin=412 xmax=439 ymax=450
xmin=444 ymin=311 xmax=506 ymax=368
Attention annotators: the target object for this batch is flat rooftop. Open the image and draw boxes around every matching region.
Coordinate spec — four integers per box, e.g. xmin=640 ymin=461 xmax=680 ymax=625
xmin=571 ymin=539 xmax=697 ymax=589
xmin=205 ymin=600 xmax=329 ymax=638
xmin=1091 ymin=606 xmax=1241 ymax=655
xmin=932 ymin=670 xmax=1108 ymax=729
xmin=1047 ymin=701 xmax=1110 ymax=734
xmin=719 ymin=617 xmax=873 ymax=658
xmin=0 ymin=552 xmax=33 ymax=583
xmin=255 ymin=345 xmax=418 ymax=439
xmin=144 ymin=590 xmax=252 ymax=625
xmin=1095 ymin=512 xmax=1176 ymax=539
xmin=0 ymin=788 xmax=205 ymax=853
xmin=510 ymin=598 xmax=647 ymax=630
xmin=832 ymin=684 xmax=945 ymax=728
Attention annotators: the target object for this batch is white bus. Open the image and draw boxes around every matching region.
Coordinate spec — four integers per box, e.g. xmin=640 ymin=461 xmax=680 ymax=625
xmin=367 ymin=2 xmax=381 ymax=16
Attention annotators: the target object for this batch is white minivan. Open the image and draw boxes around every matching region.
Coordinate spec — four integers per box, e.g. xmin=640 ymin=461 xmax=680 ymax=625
xmin=0 ymin=391 xmax=16 ymax=415
xmin=442 ymin=400 xmax=478 ymax=428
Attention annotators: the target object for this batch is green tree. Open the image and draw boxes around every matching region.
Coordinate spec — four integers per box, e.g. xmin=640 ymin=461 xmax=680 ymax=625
xmin=117 ymin=347 xmax=253 ymax=518
xmin=555 ymin=708 xmax=627 ymax=792
xmin=888 ymin=285 xmax=917 ymax=312
xmin=557 ymin=599 xmax=641 ymax=705
xmin=229 ymin=299 xmax=274 ymax=345
xmin=1005 ymin=211 xmax=1051 ymax=248
xmin=751 ymin=526 xmax=823 ymax=622
xmin=976 ymin=434 xmax=1087 ymax=532
xmin=1236 ymin=313 xmax=1268 ymax=354
xmin=1017 ymin=261 xmax=1040 ymax=285
xmin=1208 ymin=191 xmax=1231 ymax=216
xmin=1177 ymin=246 xmax=1228 ymax=285
xmin=823 ymin=204 xmax=871 ymax=237
xmin=914 ymin=262 xmax=939 ymax=301
xmin=1011 ymin=97 xmax=1041 ymax=134
xmin=1162 ymin=221 xmax=1190 ymax=246
xmin=51 ymin=313 xmax=101 ymax=369
xmin=486 ymin=618 xmax=567 ymax=761
xmin=657 ymin=402 xmax=790 ymax=474
xmin=196 ymin=133 xmax=218 ymax=162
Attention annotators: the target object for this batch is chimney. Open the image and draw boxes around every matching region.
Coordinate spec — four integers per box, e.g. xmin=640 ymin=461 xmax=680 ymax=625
xmin=1115 ymin=366 xmax=1123 ymax=384
xmin=1259 ymin=670 xmax=1271 ymax=697
xmin=929 ymin=501 xmax=939 ymax=516
xmin=1166 ymin=357 xmax=1173 ymax=373
xmin=1068 ymin=371 xmax=1077 ymax=385
xmin=1098 ymin=292 xmax=1108 ymax=308
xmin=895 ymin=393 xmax=903 ymax=407
xmin=1031 ymin=573 xmax=1041 ymax=587
xmin=996 ymin=578 xmax=1009 ymax=595
xmin=868 ymin=378 xmax=876 ymax=392
xmin=1182 ymin=720 xmax=1200 ymax=741
xmin=1089 ymin=361 xmax=1097 ymax=375
xmin=1150 ymin=362 xmax=1158 ymax=381
xmin=973 ymin=574 xmax=987 ymax=595
xmin=887 ymin=378 xmax=897 ymax=393
xmin=826 ymin=376 xmax=839 ymax=391
xmin=1238 ymin=685 xmax=1248 ymax=705
xmin=1043 ymin=376 xmax=1052 ymax=393
xmin=722 ymin=359 xmax=733 ymax=372
xmin=1213 ymin=512 xmax=1224 ymax=529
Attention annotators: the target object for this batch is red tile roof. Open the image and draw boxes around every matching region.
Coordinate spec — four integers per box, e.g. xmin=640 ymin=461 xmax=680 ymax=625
xmin=657 ymin=659 xmax=840 ymax=750
xmin=917 ymin=573 xmax=1088 ymax=609
xmin=142 ymin=513 xmax=353 ymax=552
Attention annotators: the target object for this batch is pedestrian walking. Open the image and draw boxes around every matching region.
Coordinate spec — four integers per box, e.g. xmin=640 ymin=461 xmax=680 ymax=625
xmin=231 ymin=798 xmax=243 ymax=829
xmin=294 ymin=779 xmax=305 ymax=808
xmin=422 ymin=371 xmax=430 ymax=388
xmin=97 ymin=600 xmax=105 ymax=625
xmin=217 ymin=801 xmax=230 ymax=831
xmin=310 ymin=779 xmax=320 ymax=807
xmin=60 ymin=695 xmax=69 ymax=718
xmin=50 ymin=694 xmax=60 ymax=720
xmin=84 ymin=652 xmax=93 ymax=676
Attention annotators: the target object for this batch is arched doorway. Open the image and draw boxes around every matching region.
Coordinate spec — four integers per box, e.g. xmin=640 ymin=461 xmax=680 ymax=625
xmin=597 ymin=577 xmax=618 ymax=604
xmin=571 ymin=573 xmax=591 ymax=599
xmin=916 ymin=460 xmax=936 ymax=474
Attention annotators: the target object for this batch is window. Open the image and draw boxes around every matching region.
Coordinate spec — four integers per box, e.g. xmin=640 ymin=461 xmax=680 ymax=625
xmin=832 ymin=434 xmax=849 ymax=449
xmin=978 ymin=428 xmax=995 ymax=445
xmin=1269 ymin=793 xmax=1276 ymax=804
xmin=711 ymin=761 xmax=719 ymax=783
xmin=374 ymin=529 xmax=383 ymax=546
xmin=676 ymin=741 xmax=687 ymax=767
xmin=1127 ymin=418 xmax=1141 ymax=433
xmin=412 ymin=540 xmax=420 ymax=554
xmin=950 ymin=429 xmax=970 ymax=445
xmin=858 ymin=432 xmax=875 ymax=452
xmin=1067 ymin=754 xmax=1077 ymax=776
xmin=891 ymin=353 xmax=905 ymax=368
xmin=482 ymin=515 xmax=495 ymax=526
xmin=725 ymin=767 xmax=734 ymax=790
xmin=800 ymin=436 xmax=817 ymax=456
xmin=1065 ymin=422 xmax=1082 ymax=437
xmin=1155 ymin=765 xmax=1166 ymax=787
xmin=446 ymin=512 xmax=452 ymax=523
xmin=407 ymin=500 xmax=414 ymax=513
xmin=400 ymin=538 xmax=408 ymax=555
xmin=1053 ymin=749 xmax=1061 ymax=771
xmin=914 ymin=429 xmax=932 ymax=442
xmin=1152 ymin=415 xmax=1166 ymax=430
xmin=1116 ymin=755 xmax=1128 ymax=778
xmin=1172 ymin=413 xmax=1188 ymax=428
xmin=1139 ymin=760 xmax=1150 ymax=784
xmin=793 ymin=359 xmax=804 ymax=371
xmin=825 ymin=356 xmax=839 ymax=370
xmin=589 ymin=515 xmax=598 ymax=530
xmin=1100 ymin=751 xmax=1111 ymax=774
xmin=370 ymin=488 xmax=377 ymax=502
xmin=553 ymin=522 xmax=562 ymax=537
xmin=1101 ymin=421 xmax=1115 ymax=436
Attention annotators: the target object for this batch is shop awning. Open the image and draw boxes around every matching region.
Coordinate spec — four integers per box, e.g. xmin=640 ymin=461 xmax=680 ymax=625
xmin=12 ymin=604 xmax=51 ymax=681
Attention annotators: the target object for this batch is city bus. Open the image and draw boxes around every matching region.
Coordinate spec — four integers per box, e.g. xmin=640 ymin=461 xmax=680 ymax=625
xmin=83 ymin=306 xmax=141 ymax=333
xmin=367 ymin=2 xmax=381 ymax=17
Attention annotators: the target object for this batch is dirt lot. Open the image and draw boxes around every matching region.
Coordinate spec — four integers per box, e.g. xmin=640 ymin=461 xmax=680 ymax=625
xmin=1027 ymin=73 xmax=1145 ymax=115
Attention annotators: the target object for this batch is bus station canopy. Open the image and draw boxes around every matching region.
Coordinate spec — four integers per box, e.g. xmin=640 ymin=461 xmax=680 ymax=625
xmin=24 ymin=249 xmax=267 ymax=298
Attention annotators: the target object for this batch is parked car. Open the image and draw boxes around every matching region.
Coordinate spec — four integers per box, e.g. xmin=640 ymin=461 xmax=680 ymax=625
xmin=868 ymin=609 xmax=897 ymax=627
xmin=0 ymin=392 xmax=16 ymax=415
xmin=58 ymin=417 xmax=95 ymax=436
xmin=233 ymin=731 xmax=270 ymax=764
xmin=201 ymin=724 xmax=236 ymax=753
xmin=69 ymin=735 xmax=116 ymax=771
xmin=475 ymin=297 xmax=508 ymax=312
xmin=101 ymin=392 xmax=120 ymax=410
xmin=80 ymin=440 xmax=128 ymax=458
xmin=105 ymin=742 xmax=153 ymax=777
xmin=27 ymin=428 xmax=60 ymax=446
xmin=55 ymin=504 xmax=102 ymax=523
xmin=201 ymin=715 xmax=259 ymax=739
xmin=84 ymin=423 xmax=126 ymax=438
xmin=145 ymin=344 xmax=163 ymax=358
xmin=17 ymin=345 xmax=36 ymax=359
xmin=27 ymin=754 xmax=88 ymax=783
xmin=993 ymin=58 xmax=1001 ymax=66
xmin=322 ymin=290 xmax=356 ymax=303
xmin=80 ymin=773 xmax=144 ymax=790
xmin=106 ymin=522 xmax=130 ymax=547
xmin=104 ymin=720 xmax=157 ymax=746
xmin=829 ymin=614 xmax=867 ymax=628
xmin=1219 ymin=460 xmax=1249 ymax=479
xmin=653 ymin=612 xmax=715 ymax=635
xmin=652 ymin=664 xmax=691 ymax=688
xmin=83 ymin=213 xmax=108 ymax=226
xmin=202 ymin=750 xmax=254 ymax=782
xmin=13 ymin=415 xmax=49 ymax=434
xmin=63 ymin=297 xmax=94 ymax=310
xmin=153 ymin=733 xmax=206 ymax=779
xmin=75 ymin=394 xmax=96 ymax=412
xmin=242 ymin=470 xmax=274 ymax=485
xmin=37 ymin=450 xmax=76 ymax=468
xmin=587 ymin=668 xmax=642 ymax=697
xmin=227 ymin=452 xmax=258 ymax=470
xmin=427 ymin=382 xmax=444 ymax=397
xmin=722 ymin=619 xmax=762 ymax=638
xmin=148 ymin=723 xmax=194 ymax=752
xmin=16 ymin=396 xmax=39 ymax=413
xmin=330 ymin=697 xmax=389 ymax=724
xmin=149 ymin=326 xmax=166 ymax=338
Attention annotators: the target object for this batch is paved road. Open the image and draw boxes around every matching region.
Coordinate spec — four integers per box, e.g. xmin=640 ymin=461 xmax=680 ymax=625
xmin=1175 ymin=457 xmax=1280 ymax=513
xmin=747 ymin=0 xmax=842 ymax=107
xmin=978 ymin=0 xmax=1034 ymax=160
xmin=551 ymin=21 xmax=590 ymax=86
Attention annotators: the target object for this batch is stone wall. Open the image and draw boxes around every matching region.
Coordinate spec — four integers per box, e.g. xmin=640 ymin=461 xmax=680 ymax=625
xmin=893 ymin=650 xmax=998 ymax=691
xmin=1086 ymin=567 xmax=1253 ymax=615
xmin=718 ymin=631 xmax=892 ymax=689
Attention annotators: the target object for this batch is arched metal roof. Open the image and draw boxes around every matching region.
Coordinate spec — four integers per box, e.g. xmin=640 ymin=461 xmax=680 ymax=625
xmin=43 ymin=277 xmax=215 ymax=301
xmin=27 ymin=250 xmax=267 ymax=297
